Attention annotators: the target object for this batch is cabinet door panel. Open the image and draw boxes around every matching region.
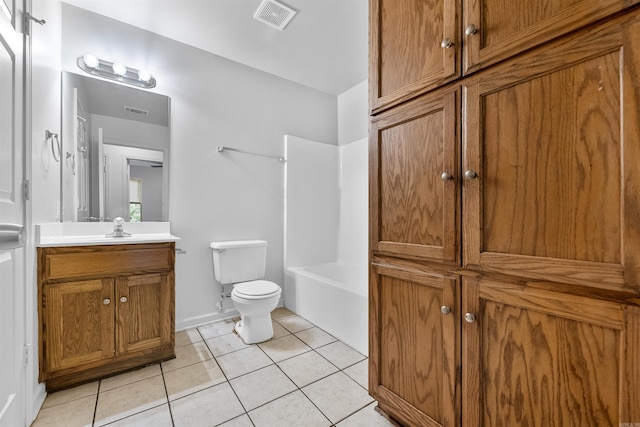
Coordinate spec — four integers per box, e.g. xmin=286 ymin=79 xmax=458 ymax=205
xmin=371 ymin=89 xmax=459 ymax=264
xmin=463 ymin=13 xmax=640 ymax=290
xmin=370 ymin=263 xmax=460 ymax=426
xmin=116 ymin=273 xmax=174 ymax=355
xmin=462 ymin=276 xmax=640 ymax=426
xmin=44 ymin=279 xmax=114 ymax=372
xmin=463 ymin=0 xmax=638 ymax=74
xmin=370 ymin=0 xmax=460 ymax=113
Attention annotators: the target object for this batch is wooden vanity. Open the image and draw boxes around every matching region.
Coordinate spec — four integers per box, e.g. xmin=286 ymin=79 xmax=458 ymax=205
xmin=37 ymin=241 xmax=176 ymax=391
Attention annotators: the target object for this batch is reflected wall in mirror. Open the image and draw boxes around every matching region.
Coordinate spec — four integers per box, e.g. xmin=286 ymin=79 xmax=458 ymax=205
xmin=61 ymin=71 xmax=170 ymax=222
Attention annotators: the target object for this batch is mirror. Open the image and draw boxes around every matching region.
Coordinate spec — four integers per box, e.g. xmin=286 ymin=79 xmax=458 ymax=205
xmin=61 ymin=71 xmax=170 ymax=222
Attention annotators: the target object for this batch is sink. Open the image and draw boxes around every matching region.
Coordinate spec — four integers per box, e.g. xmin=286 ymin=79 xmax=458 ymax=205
xmin=36 ymin=222 xmax=180 ymax=247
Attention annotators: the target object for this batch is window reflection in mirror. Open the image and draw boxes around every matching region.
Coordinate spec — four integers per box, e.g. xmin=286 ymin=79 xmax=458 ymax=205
xmin=61 ymin=71 xmax=170 ymax=222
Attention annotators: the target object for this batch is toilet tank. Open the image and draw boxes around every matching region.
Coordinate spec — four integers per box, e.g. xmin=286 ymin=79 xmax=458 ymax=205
xmin=210 ymin=240 xmax=267 ymax=284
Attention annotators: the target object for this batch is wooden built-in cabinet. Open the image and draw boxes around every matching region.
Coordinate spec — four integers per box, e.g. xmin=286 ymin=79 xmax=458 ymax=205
xmin=369 ymin=2 xmax=640 ymax=426
xmin=38 ymin=242 xmax=175 ymax=391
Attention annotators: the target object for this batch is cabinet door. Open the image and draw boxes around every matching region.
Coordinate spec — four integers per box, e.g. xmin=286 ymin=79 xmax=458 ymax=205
xmin=463 ymin=0 xmax=638 ymax=74
xmin=370 ymin=263 xmax=460 ymax=427
xmin=463 ymin=12 xmax=640 ymax=291
xmin=44 ymin=279 xmax=114 ymax=372
xmin=462 ymin=276 xmax=640 ymax=426
xmin=371 ymin=88 xmax=459 ymax=265
xmin=116 ymin=273 xmax=174 ymax=355
xmin=369 ymin=0 xmax=461 ymax=113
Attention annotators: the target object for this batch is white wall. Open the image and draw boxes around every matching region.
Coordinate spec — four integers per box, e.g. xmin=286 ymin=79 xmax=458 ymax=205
xmin=29 ymin=0 xmax=63 ymax=421
xmin=284 ymin=135 xmax=339 ymax=268
xmin=338 ymin=79 xmax=368 ymax=146
xmin=61 ymin=4 xmax=338 ymax=329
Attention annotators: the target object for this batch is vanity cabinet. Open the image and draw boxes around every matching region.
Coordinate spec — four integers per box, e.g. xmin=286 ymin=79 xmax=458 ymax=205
xmin=369 ymin=4 xmax=640 ymax=426
xmin=369 ymin=0 xmax=639 ymax=113
xmin=38 ymin=242 xmax=175 ymax=391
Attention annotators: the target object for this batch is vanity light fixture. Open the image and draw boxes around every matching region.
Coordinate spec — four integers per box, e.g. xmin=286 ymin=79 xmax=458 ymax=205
xmin=77 ymin=54 xmax=156 ymax=89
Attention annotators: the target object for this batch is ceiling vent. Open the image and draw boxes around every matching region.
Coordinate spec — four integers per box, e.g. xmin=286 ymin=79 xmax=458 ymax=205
xmin=253 ymin=0 xmax=297 ymax=31
xmin=124 ymin=106 xmax=149 ymax=116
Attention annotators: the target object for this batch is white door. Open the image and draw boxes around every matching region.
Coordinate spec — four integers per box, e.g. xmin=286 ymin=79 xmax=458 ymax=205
xmin=0 ymin=0 xmax=26 ymax=425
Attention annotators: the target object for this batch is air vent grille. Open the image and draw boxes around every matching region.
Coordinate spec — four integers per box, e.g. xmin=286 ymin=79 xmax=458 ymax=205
xmin=253 ymin=0 xmax=297 ymax=31
xmin=124 ymin=106 xmax=149 ymax=115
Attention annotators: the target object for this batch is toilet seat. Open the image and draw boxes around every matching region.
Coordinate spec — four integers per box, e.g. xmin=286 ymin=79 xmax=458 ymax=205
xmin=232 ymin=280 xmax=281 ymax=300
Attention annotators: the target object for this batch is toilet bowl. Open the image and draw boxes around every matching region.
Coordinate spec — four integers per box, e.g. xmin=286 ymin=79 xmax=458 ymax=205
xmin=210 ymin=240 xmax=282 ymax=344
xmin=231 ymin=280 xmax=282 ymax=343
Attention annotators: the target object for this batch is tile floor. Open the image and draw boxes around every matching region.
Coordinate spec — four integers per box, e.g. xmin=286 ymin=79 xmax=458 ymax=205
xmin=32 ymin=308 xmax=395 ymax=427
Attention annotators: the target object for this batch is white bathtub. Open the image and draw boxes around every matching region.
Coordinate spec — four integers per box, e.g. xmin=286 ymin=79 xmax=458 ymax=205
xmin=284 ymin=262 xmax=368 ymax=355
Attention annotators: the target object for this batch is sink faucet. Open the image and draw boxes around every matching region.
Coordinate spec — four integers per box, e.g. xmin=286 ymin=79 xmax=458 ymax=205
xmin=106 ymin=217 xmax=131 ymax=238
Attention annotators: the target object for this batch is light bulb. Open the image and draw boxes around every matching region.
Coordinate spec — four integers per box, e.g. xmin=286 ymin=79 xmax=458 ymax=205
xmin=83 ymin=54 xmax=99 ymax=68
xmin=112 ymin=63 xmax=127 ymax=76
xmin=138 ymin=70 xmax=152 ymax=82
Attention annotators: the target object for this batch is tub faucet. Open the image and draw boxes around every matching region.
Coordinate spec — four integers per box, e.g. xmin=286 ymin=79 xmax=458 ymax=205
xmin=106 ymin=217 xmax=131 ymax=238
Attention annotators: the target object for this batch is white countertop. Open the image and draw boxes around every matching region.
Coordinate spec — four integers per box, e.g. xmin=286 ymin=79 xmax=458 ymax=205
xmin=36 ymin=222 xmax=180 ymax=247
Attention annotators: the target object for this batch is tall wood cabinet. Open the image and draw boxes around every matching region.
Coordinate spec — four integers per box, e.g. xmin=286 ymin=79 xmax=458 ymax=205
xmin=369 ymin=2 xmax=640 ymax=426
xmin=38 ymin=242 xmax=175 ymax=391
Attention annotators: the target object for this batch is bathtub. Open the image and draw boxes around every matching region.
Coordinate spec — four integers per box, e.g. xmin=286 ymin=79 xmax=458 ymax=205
xmin=284 ymin=262 xmax=368 ymax=355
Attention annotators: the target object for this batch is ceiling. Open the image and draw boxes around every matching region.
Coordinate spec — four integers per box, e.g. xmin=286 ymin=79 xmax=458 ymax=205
xmin=62 ymin=0 xmax=369 ymax=95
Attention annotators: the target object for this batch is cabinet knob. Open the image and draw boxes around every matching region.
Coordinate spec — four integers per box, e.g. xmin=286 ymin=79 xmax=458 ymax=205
xmin=103 ymin=298 xmax=111 ymax=305
xmin=464 ymin=313 xmax=476 ymax=323
xmin=440 ymin=38 xmax=453 ymax=49
xmin=441 ymin=172 xmax=453 ymax=181
xmin=465 ymin=24 xmax=478 ymax=36
xmin=440 ymin=305 xmax=451 ymax=315
xmin=464 ymin=170 xmax=477 ymax=180
xmin=120 ymin=296 xmax=128 ymax=303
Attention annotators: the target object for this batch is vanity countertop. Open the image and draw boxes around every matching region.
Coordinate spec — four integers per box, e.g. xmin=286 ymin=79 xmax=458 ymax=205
xmin=36 ymin=222 xmax=180 ymax=247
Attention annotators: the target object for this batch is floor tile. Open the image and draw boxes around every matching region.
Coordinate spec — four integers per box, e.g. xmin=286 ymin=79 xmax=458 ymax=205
xmin=336 ymin=402 xmax=396 ymax=427
xmin=277 ymin=351 xmax=338 ymax=388
xmin=258 ymin=334 xmax=311 ymax=362
xmin=272 ymin=321 xmax=291 ymax=339
xmin=174 ymin=328 xmax=203 ymax=347
xmin=218 ymin=414 xmax=254 ymax=427
xmin=295 ymin=327 xmax=337 ymax=348
xmin=276 ymin=315 xmax=314 ymax=333
xmin=216 ymin=346 xmax=273 ymax=379
xmin=100 ymin=364 xmax=162 ymax=392
xmin=164 ymin=358 xmax=226 ymax=400
xmin=271 ymin=307 xmax=296 ymax=320
xmin=316 ymin=341 xmax=366 ymax=369
xmin=41 ymin=381 xmax=98 ymax=409
xmin=230 ymin=365 xmax=297 ymax=411
xmin=302 ymin=372 xmax=373 ymax=424
xmin=102 ymin=403 xmax=173 ymax=427
xmin=161 ymin=341 xmax=212 ymax=373
xmin=197 ymin=319 xmax=236 ymax=339
xmin=31 ymin=394 xmax=96 ymax=427
xmin=170 ymin=382 xmax=245 ymax=427
xmin=94 ymin=375 xmax=167 ymax=426
xmin=205 ymin=332 xmax=251 ymax=357
xmin=343 ymin=359 xmax=368 ymax=390
xmin=248 ymin=390 xmax=331 ymax=427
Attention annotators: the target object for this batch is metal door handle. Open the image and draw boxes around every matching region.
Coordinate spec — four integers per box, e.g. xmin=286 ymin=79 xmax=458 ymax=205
xmin=0 ymin=223 xmax=25 ymax=250
xmin=120 ymin=297 xmax=127 ymax=303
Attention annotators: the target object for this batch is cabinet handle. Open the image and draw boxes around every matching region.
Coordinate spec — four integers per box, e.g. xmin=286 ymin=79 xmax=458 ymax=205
xmin=441 ymin=305 xmax=451 ymax=315
xmin=103 ymin=298 xmax=111 ymax=305
xmin=440 ymin=38 xmax=453 ymax=49
xmin=464 ymin=313 xmax=476 ymax=323
xmin=441 ymin=172 xmax=453 ymax=181
xmin=465 ymin=24 xmax=478 ymax=36
xmin=464 ymin=170 xmax=477 ymax=180
xmin=120 ymin=296 xmax=128 ymax=303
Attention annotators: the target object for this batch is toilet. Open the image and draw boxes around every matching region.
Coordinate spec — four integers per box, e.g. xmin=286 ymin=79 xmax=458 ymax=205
xmin=210 ymin=240 xmax=282 ymax=344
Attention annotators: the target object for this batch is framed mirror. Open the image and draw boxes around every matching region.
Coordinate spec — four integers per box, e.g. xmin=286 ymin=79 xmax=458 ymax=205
xmin=61 ymin=71 xmax=170 ymax=222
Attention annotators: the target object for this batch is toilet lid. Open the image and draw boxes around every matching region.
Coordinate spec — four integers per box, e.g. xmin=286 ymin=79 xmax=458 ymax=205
xmin=233 ymin=280 xmax=281 ymax=298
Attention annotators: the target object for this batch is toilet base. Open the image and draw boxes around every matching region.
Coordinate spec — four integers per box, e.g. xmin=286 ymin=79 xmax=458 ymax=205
xmin=235 ymin=313 xmax=274 ymax=344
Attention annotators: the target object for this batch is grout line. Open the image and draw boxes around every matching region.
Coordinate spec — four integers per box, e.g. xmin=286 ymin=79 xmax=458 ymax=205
xmin=159 ymin=364 xmax=176 ymax=427
xmin=92 ymin=381 xmax=101 ymax=427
